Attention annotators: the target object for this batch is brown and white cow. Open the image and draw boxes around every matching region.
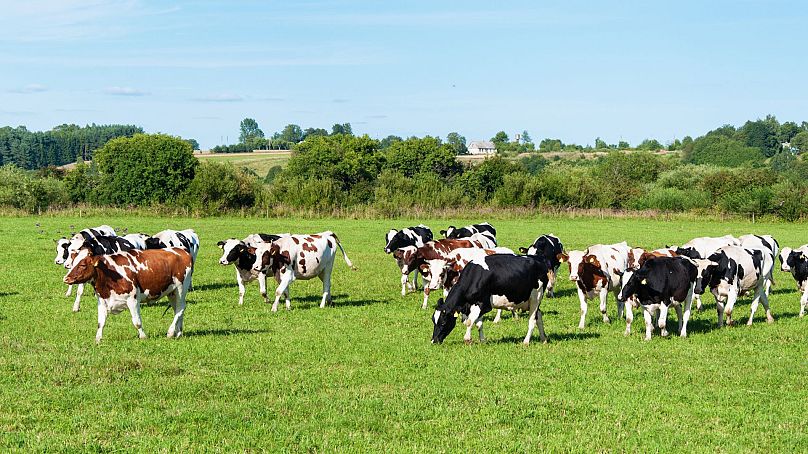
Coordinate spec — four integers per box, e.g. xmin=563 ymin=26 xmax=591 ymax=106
xmin=562 ymin=242 xmax=630 ymax=329
xmin=252 ymin=231 xmax=354 ymax=311
xmin=63 ymin=247 xmax=193 ymax=343
xmin=397 ymin=237 xmax=493 ymax=309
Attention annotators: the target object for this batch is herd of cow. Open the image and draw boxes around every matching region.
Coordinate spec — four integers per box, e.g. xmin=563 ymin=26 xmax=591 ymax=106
xmin=52 ymin=222 xmax=807 ymax=344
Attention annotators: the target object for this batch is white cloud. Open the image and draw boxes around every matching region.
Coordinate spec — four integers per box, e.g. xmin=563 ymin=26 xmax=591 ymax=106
xmin=193 ymin=93 xmax=245 ymax=103
xmin=103 ymin=86 xmax=149 ymax=96
xmin=8 ymin=83 xmax=48 ymax=93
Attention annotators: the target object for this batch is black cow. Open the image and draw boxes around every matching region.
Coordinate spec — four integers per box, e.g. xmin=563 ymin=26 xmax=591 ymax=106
xmin=519 ymin=234 xmax=564 ymax=297
xmin=693 ymin=246 xmax=773 ymax=327
xmin=785 ymin=250 xmax=808 ymax=317
xmin=384 ymin=225 xmax=433 ymax=253
xmin=431 ymin=254 xmax=549 ymax=345
xmin=618 ymin=257 xmax=698 ymax=340
xmin=439 ymin=222 xmax=496 ymax=242
xmin=81 ymin=235 xmax=137 ymax=256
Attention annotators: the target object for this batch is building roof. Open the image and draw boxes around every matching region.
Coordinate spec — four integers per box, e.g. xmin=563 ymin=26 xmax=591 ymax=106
xmin=468 ymin=140 xmax=496 ymax=149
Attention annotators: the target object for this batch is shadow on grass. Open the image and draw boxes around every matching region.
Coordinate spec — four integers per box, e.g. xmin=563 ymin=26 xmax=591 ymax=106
xmin=185 ymin=328 xmax=270 ymax=337
xmin=548 ymin=288 xmax=577 ymax=298
xmin=192 ymin=282 xmax=235 ymax=292
xmin=486 ymin=331 xmax=600 ymax=344
xmin=770 ymin=287 xmax=798 ymax=296
xmin=0 ymin=292 xmax=19 ymax=297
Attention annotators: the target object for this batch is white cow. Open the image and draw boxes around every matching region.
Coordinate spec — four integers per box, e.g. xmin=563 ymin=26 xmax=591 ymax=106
xmin=564 ymin=242 xmax=630 ymax=329
xmin=676 ymin=235 xmax=740 ymax=310
xmin=252 ymin=232 xmax=354 ymax=311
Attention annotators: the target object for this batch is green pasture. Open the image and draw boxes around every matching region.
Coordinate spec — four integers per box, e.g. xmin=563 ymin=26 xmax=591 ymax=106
xmin=0 ymin=215 xmax=806 ymax=451
xmin=197 ymin=152 xmax=290 ymax=176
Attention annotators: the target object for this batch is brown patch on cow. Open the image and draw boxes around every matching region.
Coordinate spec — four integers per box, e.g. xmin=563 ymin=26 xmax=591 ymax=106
xmin=299 ymin=258 xmax=307 ymax=274
xmin=558 ymin=252 xmax=569 ymax=263
xmin=310 ymin=234 xmax=322 ymax=239
xmin=577 ymin=261 xmax=608 ymax=292
xmin=300 ymin=251 xmax=305 ymax=257
xmin=129 ymin=248 xmax=191 ymax=299
xmin=584 ymin=254 xmax=602 ymax=270
xmin=627 ymin=249 xmax=646 ymax=270
xmin=302 ymin=242 xmax=317 ymax=253
xmin=292 ymin=237 xmax=300 ymax=244
xmin=304 ymin=236 xmax=314 ymax=243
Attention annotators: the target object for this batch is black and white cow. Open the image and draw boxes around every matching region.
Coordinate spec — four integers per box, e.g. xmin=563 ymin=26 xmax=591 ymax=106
xmin=519 ymin=234 xmax=564 ymax=297
xmin=217 ymin=234 xmax=284 ymax=305
xmin=778 ymin=245 xmax=808 ymax=272
xmin=121 ymin=233 xmax=150 ymax=250
xmin=384 ymin=225 xmax=433 ymax=295
xmin=784 ymin=250 xmax=808 ymax=317
xmin=675 ymin=235 xmax=739 ymax=311
xmin=431 ymin=254 xmax=549 ymax=345
xmin=693 ymin=245 xmax=774 ymax=327
xmin=439 ymin=222 xmax=497 ymax=245
xmin=739 ymin=234 xmax=779 ymax=296
xmin=618 ymin=257 xmax=698 ymax=340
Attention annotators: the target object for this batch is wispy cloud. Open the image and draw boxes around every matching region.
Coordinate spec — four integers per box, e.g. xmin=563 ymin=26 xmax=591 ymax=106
xmin=332 ymin=98 xmax=350 ymax=103
xmin=193 ymin=93 xmax=244 ymax=103
xmin=8 ymin=83 xmax=48 ymax=93
xmin=104 ymin=86 xmax=149 ymax=96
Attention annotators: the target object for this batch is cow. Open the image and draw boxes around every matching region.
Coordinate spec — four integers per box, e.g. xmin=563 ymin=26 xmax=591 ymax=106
xmin=618 ymin=257 xmax=698 ymax=340
xmin=145 ymin=229 xmax=200 ymax=289
xmin=122 ymin=233 xmax=150 ymax=250
xmin=252 ymin=232 xmax=354 ymax=311
xmin=217 ymin=234 xmax=284 ymax=305
xmin=739 ymin=234 xmax=779 ymax=295
xmin=519 ymin=234 xmax=564 ymax=297
xmin=431 ymin=254 xmax=549 ymax=345
xmin=384 ymin=225 xmax=433 ymax=295
xmin=693 ymin=245 xmax=774 ymax=327
xmin=780 ymin=245 xmax=808 ymax=272
xmin=56 ymin=225 xmax=118 ymax=312
xmin=400 ymin=237 xmax=495 ymax=309
xmin=562 ymin=242 xmax=630 ymax=329
xmin=675 ymin=235 xmax=739 ymax=311
xmin=784 ymin=250 xmax=808 ymax=317
xmin=439 ymin=222 xmax=497 ymax=245
xmin=63 ymin=247 xmax=193 ymax=343
xmin=418 ymin=246 xmax=515 ymax=322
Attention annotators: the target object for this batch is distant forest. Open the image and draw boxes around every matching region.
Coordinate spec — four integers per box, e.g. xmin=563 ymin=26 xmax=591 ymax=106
xmin=0 ymin=124 xmax=143 ymax=169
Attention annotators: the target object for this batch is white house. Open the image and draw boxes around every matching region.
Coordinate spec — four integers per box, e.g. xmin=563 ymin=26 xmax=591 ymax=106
xmin=468 ymin=140 xmax=497 ymax=155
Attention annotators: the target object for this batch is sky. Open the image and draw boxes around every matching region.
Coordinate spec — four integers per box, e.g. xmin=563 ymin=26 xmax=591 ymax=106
xmin=1 ymin=0 xmax=807 ymax=149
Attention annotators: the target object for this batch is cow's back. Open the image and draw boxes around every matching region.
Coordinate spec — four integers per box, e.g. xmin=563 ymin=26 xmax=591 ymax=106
xmin=130 ymin=248 xmax=192 ymax=298
xmin=456 ymin=254 xmax=546 ymax=304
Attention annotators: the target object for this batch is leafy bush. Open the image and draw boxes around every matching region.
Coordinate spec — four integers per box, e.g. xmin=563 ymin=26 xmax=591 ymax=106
xmin=629 ymin=187 xmax=712 ymax=212
xmin=63 ymin=161 xmax=101 ymax=203
xmin=182 ymin=161 xmax=265 ymax=213
xmin=687 ymin=136 xmax=764 ymax=167
xmin=94 ymin=134 xmax=197 ymax=205
xmin=0 ymin=164 xmax=67 ymax=212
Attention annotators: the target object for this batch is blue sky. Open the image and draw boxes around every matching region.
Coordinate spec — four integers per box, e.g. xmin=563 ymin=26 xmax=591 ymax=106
xmin=1 ymin=0 xmax=806 ymax=149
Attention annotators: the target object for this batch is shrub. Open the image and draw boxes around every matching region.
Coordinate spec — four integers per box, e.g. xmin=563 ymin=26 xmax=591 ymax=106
xmin=0 ymin=164 xmax=67 ymax=212
xmin=629 ymin=187 xmax=712 ymax=212
xmin=687 ymin=136 xmax=764 ymax=167
xmin=63 ymin=161 xmax=101 ymax=203
xmin=182 ymin=161 xmax=264 ymax=213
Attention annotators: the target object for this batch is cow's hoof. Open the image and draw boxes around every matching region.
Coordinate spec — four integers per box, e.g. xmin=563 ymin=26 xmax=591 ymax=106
xmin=660 ymin=330 xmax=669 ymax=337
xmin=766 ymin=316 xmax=774 ymax=324
xmin=747 ymin=320 xmax=754 ymax=326
xmin=522 ymin=340 xmax=530 ymax=346
xmin=624 ymin=329 xmax=631 ymax=337
xmin=602 ymin=316 xmax=610 ymax=324
xmin=95 ymin=337 xmax=102 ymax=344
xmin=680 ymin=332 xmax=687 ymax=338
xmin=139 ymin=333 xmax=147 ymax=339
xmin=644 ymin=336 xmax=651 ymax=341
xmin=464 ymin=338 xmax=473 ymax=345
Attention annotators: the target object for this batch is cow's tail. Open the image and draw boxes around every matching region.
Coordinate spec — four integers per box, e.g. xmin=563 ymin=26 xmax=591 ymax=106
xmin=330 ymin=232 xmax=356 ymax=270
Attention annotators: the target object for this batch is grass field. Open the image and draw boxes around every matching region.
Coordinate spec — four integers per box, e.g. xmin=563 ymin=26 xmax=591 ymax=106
xmin=197 ymin=151 xmax=290 ymax=176
xmin=1 ymin=215 xmax=806 ymax=451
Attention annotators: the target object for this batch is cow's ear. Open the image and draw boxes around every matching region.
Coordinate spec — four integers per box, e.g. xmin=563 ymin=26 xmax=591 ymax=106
xmin=247 ymin=247 xmax=256 ymax=254
xmin=558 ymin=253 xmax=568 ymax=262
xmin=216 ymin=240 xmax=225 ymax=248
xmin=419 ymin=264 xmax=429 ymax=273
xmin=518 ymin=247 xmax=529 ymax=254
xmin=588 ymin=256 xmax=596 ymax=264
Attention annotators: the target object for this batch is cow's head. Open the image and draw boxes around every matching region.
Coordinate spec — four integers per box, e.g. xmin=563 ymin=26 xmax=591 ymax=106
xmin=63 ymin=249 xmax=99 ymax=284
xmin=217 ymin=239 xmax=246 ymax=265
xmin=54 ymin=238 xmax=70 ymax=265
xmin=440 ymin=226 xmax=457 ymax=238
xmin=675 ymin=247 xmax=702 ymax=260
xmin=431 ymin=298 xmax=457 ymax=344
xmin=786 ymin=250 xmax=808 ymax=286
xmin=779 ymin=247 xmax=793 ymax=272
xmin=618 ymin=267 xmax=644 ymax=303
xmin=563 ymin=250 xmax=584 ymax=281
xmin=383 ymin=229 xmax=398 ymax=253
xmin=692 ymin=258 xmax=720 ymax=295
xmin=577 ymin=254 xmax=608 ymax=290
xmin=144 ymin=237 xmax=166 ymax=250
xmin=421 ymin=259 xmax=453 ymax=291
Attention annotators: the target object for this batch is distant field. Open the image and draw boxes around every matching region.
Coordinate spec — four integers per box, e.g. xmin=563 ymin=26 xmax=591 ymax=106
xmin=196 ymin=151 xmax=291 ymax=176
xmin=1 ymin=215 xmax=806 ymax=451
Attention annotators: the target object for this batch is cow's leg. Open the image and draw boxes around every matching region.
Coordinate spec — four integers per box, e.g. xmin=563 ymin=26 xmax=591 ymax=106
xmin=400 ymin=273 xmax=408 ymax=296
xmin=615 ymin=289 xmax=625 ymax=320
xmin=724 ymin=290 xmax=738 ymax=326
xmin=681 ymin=287 xmax=694 ymax=337
xmin=674 ymin=303 xmax=683 ymax=334
xmin=257 ymin=272 xmax=270 ymax=305
xmin=760 ymin=285 xmax=774 ymax=323
xmin=128 ymin=297 xmax=147 ymax=339
xmin=95 ymin=298 xmax=107 ymax=343
xmin=658 ymin=304 xmax=669 ymax=337
xmin=547 ymin=270 xmax=556 ymax=298
xmin=166 ymin=290 xmax=186 ymax=338
xmin=748 ymin=286 xmax=762 ymax=326
xmin=237 ymin=270 xmax=247 ymax=305
xmin=73 ymin=283 xmax=84 ymax=312
xmin=463 ymin=304 xmax=482 ymax=344
xmin=799 ymin=286 xmax=808 ymax=317
xmin=272 ymin=271 xmax=294 ymax=312
xmin=412 ymin=271 xmax=419 ymax=292
xmin=694 ymin=293 xmax=703 ymax=312
xmin=577 ymin=288 xmax=588 ymax=329
xmin=599 ymin=288 xmax=610 ymax=323
xmin=523 ymin=289 xmax=546 ymax=345
xmin=493 ymin=309 xmax=502 ymax=323
xmin=624 ymin=299 xmax=634 ymax=336
xmin=642 ymin=306 xmax=653 ymax=341
xmin=65 ymin=284 xmax=73 ymax=297
xmin=319 ymin=267 xmax=333 ymax=309
xmin=716 ymin=299 xmax=725 ymax=328
xmin=422 ymin=287 xmax=430 ymax=310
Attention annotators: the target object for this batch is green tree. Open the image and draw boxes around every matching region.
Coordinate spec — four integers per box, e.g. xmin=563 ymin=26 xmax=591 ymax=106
xmin=379 ymin=135 xmax=403 ymax=149
xmin=539 ymin=138 xmax=564 ymax=152
xmin=286 ymin=134 xmax=381 ymax=190
xmin=303 ymin=128 xmax=328 ymax=139
xmin=491 ymin=131 xmax=509 ymax=145
xmin=277 ymin=124 xmax=304 ymax=144
xmin=687 ymin=136 xmax=764 ymax=167
xmin=637 ymin=139 xmax=663 ymax=151
xmin=521 ymin=130 xmax=532 ymax=144
xmin=183 ymin=161 xmax=263 ymax=213
xmin=385 ymin=136 xmax=462 ymax=178
xmin=184 ymin=138 xmax=200 ymax=150
xmin=446 ymin=132 xmax=467 ymax=155
xmin=791 ymin=131 xmax=808 ymax=153
xmin=778 ymin=121 xmax=801 ymax=143
xmin=331 ymin=123 xmax=353 ymax=136
xmin=94 ymin=133 xmax=198 ymax=205
xmin=595 ymin=137 xmax=608 ymax=149
xmin=239 ymin=118 xmax=265 ymax=144
xmin=618 ymin=140 xmax=630 ymax=149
